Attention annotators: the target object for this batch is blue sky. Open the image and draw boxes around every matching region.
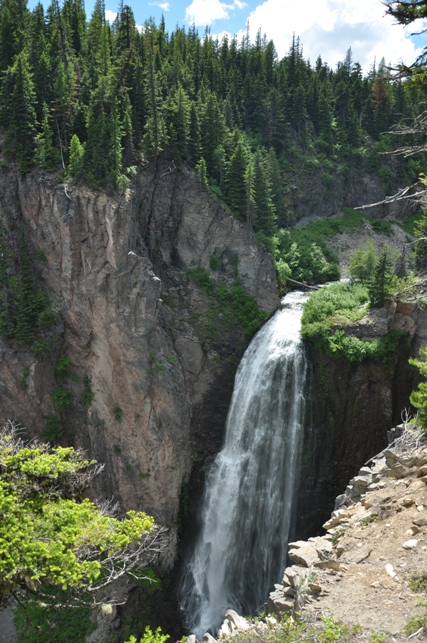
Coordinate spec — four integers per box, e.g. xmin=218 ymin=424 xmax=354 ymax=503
xmin=29 ymin=0 xmax=424 ymax=72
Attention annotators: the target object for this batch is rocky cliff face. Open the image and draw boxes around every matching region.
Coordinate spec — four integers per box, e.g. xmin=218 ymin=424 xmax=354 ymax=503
xmin=286 ymin=161 xmax=414 ymax=226
xmin=294 ymin=282 xmax=427 ymax=540
xmin=0 ymin=163 xmax=279 ymax=563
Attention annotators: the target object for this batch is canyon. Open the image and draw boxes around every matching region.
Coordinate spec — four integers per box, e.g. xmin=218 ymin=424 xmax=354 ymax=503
xmin=0 ymin=162 xmax=426 ymax=641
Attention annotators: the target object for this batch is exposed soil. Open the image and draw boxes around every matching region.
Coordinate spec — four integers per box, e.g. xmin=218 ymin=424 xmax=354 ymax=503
xmin=303 ymin=476 xmax=427 ymax=639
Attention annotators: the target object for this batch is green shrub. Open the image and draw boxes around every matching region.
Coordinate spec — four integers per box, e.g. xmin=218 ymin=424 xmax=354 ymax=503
xmin=55 ymin=355 xmax=70 ymax=382
xmin=403 ymin=600 xmax=427 ymax=636
xmin=18 ymin=368 xmax=30 ymax=390
xmin=410 ymin=347 xmax=427 ymax=430
xmin=188 ymin=267 xmax=267 ymax=338
xmin=113 ymin=406 xmax=123 ymax=421
xmin=349 ymin=239 xmax=377 ymax=282
xmin=30 ymin=338 xmax=52 ymax=353
xmin=399 ymin=211 xmax=424 ymax=235
xmin=125 ymin=626 xmax=170 ymax=643
xmin=209 ymin=254 xmax=221 ymax=271
xmin=81 ymin=375 xmax=95 ymax=405
xmin=188 ymin=266 xmax=213 ymax=292
xmin=410 ymin=571 xmax=427 ymax=593
xmin=302 ymin=282 xmax=407 ymax=362
xmin=302 ymin=282 xmax=370 ymax=339
xmin=51 ymin=388 xmax=72 ymax=411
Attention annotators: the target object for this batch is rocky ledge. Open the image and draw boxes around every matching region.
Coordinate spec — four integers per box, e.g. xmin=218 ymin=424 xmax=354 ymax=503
xmin=266 ymin=424 xmax=427 ymax=640
xmin=192 ymin=425 xmax=427 ymax=642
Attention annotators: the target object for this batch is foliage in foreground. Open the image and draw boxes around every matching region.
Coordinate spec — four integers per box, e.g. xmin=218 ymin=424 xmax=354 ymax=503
xmin=125 ymin=625 xmax=170 ymax=643
xmin=227 ymin=615 xmax=387 ymax=643
xmin=301 ymin=282 xmax=407 ymax=362
xmin=410 ymin=346 xmax=427 ymax=431
xmin=0 ymin=421 xmax=165 ymax=610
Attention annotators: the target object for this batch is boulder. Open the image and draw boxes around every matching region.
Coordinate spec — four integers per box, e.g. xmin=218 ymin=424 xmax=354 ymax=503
xmin=225 ymin=610 xmax=249 ymax=631
xmin=384 ymin=449 xmax=399 ymax=468
xmin=316 ymin=540 xmax=333 ymax=560
xmin=352 ymin=476 xmax=370 ymax=487
xmin=391 ymin=463 xmax=408 ymax=479
xmin=217 ymin=621 xmax=231 ymax=638
xmin=402 ymin=539 xmax=419 ymax=549
xmin=323 ymin=509 xmax=351 ymax=531
xmin=265 ymin=594 xmax=294 ymax=616
xmin=283 ymin=566 xmax=299 ymax=587
xmin=314 ymin=559 xmax=345 ymax=571
xmin=288 ymin=543 xmax=319 ymax=567
xmin=203 ymin=633 xmax=217 ymax=643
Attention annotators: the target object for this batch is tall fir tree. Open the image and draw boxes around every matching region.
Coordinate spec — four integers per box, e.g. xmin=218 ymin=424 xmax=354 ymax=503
xmin=1 ymin=51 xmax=38 ymax=174
xmin=252 ymin=149 xmax=276 ymax=237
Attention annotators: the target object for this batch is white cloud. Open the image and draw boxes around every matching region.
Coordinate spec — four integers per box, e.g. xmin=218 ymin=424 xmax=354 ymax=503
xmin=233 ymin=0 xmax=421 ymax=72
xmin=185 ymin=0 xmax=246 ymax=26
xmin=105 ymin=9 xmax=117 ymax=23
xmin=149 ymin=1 xmax=171 ymax=10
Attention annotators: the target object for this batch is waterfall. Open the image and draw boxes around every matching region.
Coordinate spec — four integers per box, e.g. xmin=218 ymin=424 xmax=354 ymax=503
xmin=179 ymin=291 xmax=312 ymax=637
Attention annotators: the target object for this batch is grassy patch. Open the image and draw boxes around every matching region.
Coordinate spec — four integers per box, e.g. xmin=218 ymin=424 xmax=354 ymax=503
xmin=301 ymin=282 xmax=370 ymax=338
xmin=398 ymin=211 xmax=424 ymax=236
xmin=294 ymin=208 xmax=392 ymax=245
xmin=301 ymin=282 xmax=408 ymax=363
xmin=230 ymin=615 xmax=362 ymax=643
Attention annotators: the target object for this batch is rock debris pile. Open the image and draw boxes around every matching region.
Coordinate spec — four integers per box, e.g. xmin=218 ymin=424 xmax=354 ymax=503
xmin=189 ymin=425 xmax=427 ymax=642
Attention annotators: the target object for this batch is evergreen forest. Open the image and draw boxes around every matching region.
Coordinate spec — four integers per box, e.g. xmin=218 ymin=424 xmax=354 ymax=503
xmin=0 ymin=0 xmax=425 ymax=285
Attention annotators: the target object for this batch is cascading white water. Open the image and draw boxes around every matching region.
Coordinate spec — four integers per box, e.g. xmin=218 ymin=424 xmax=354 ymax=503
xmin=179 ymin=291 xmax=312 ymax=637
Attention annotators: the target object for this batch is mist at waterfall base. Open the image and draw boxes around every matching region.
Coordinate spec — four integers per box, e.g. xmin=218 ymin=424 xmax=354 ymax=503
xmin=179 ymin=291 xmax=313 ymax=637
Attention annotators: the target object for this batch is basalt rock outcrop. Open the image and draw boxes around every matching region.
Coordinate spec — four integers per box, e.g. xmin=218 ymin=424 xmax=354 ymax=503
xmin=0 ymin=162 xmax=279 ymax=565
xmin=294 ymin=281 xmax=427 ymax=542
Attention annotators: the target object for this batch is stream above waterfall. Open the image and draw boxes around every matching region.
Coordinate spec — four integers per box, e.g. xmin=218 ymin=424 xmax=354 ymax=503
xmin=179 ymin=291 xmax=314 ymax=637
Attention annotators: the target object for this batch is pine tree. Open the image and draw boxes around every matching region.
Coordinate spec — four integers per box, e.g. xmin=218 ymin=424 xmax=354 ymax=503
xmin=1 ymin=51 xmax=38 ymax=174
xmin=0 ymin=0 xmax=28 ymax=72
xmin=188 ymin=102 xmax=201 ymax=164
xmin=143 ymin=25 xmax=168 ymax=163
xmin=223 ymin=139 xmax=248 ymax=221
xmin=35 ymin=102 xmax=60 ymax=171
xmin=266 ymin=148 xmax=285 ymax=224
xmin=368 ymin=245 xmax=393 ymax=308
xmin=68 ymin=133 xmax=84 ymax=177
xmin=195 ymin=157 xmax=208 ymax=191
xmin=252 ymin=149 xmax=276 ymax=237
xmin=199 ymin=91 xmax=226 ymax=179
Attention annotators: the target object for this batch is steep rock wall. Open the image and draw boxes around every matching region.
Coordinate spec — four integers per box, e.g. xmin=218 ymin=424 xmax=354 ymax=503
xmin=294 ymin=290 xmax=427 ymax=540
xmin=0 ymin=163 xmax=279 ymax=562
xmin=286 ymin=162 xmax=414 ymax=226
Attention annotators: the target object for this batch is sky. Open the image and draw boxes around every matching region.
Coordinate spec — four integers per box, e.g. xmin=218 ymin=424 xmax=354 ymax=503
xmin=30 ymin=0 xmax=426 ymax=73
